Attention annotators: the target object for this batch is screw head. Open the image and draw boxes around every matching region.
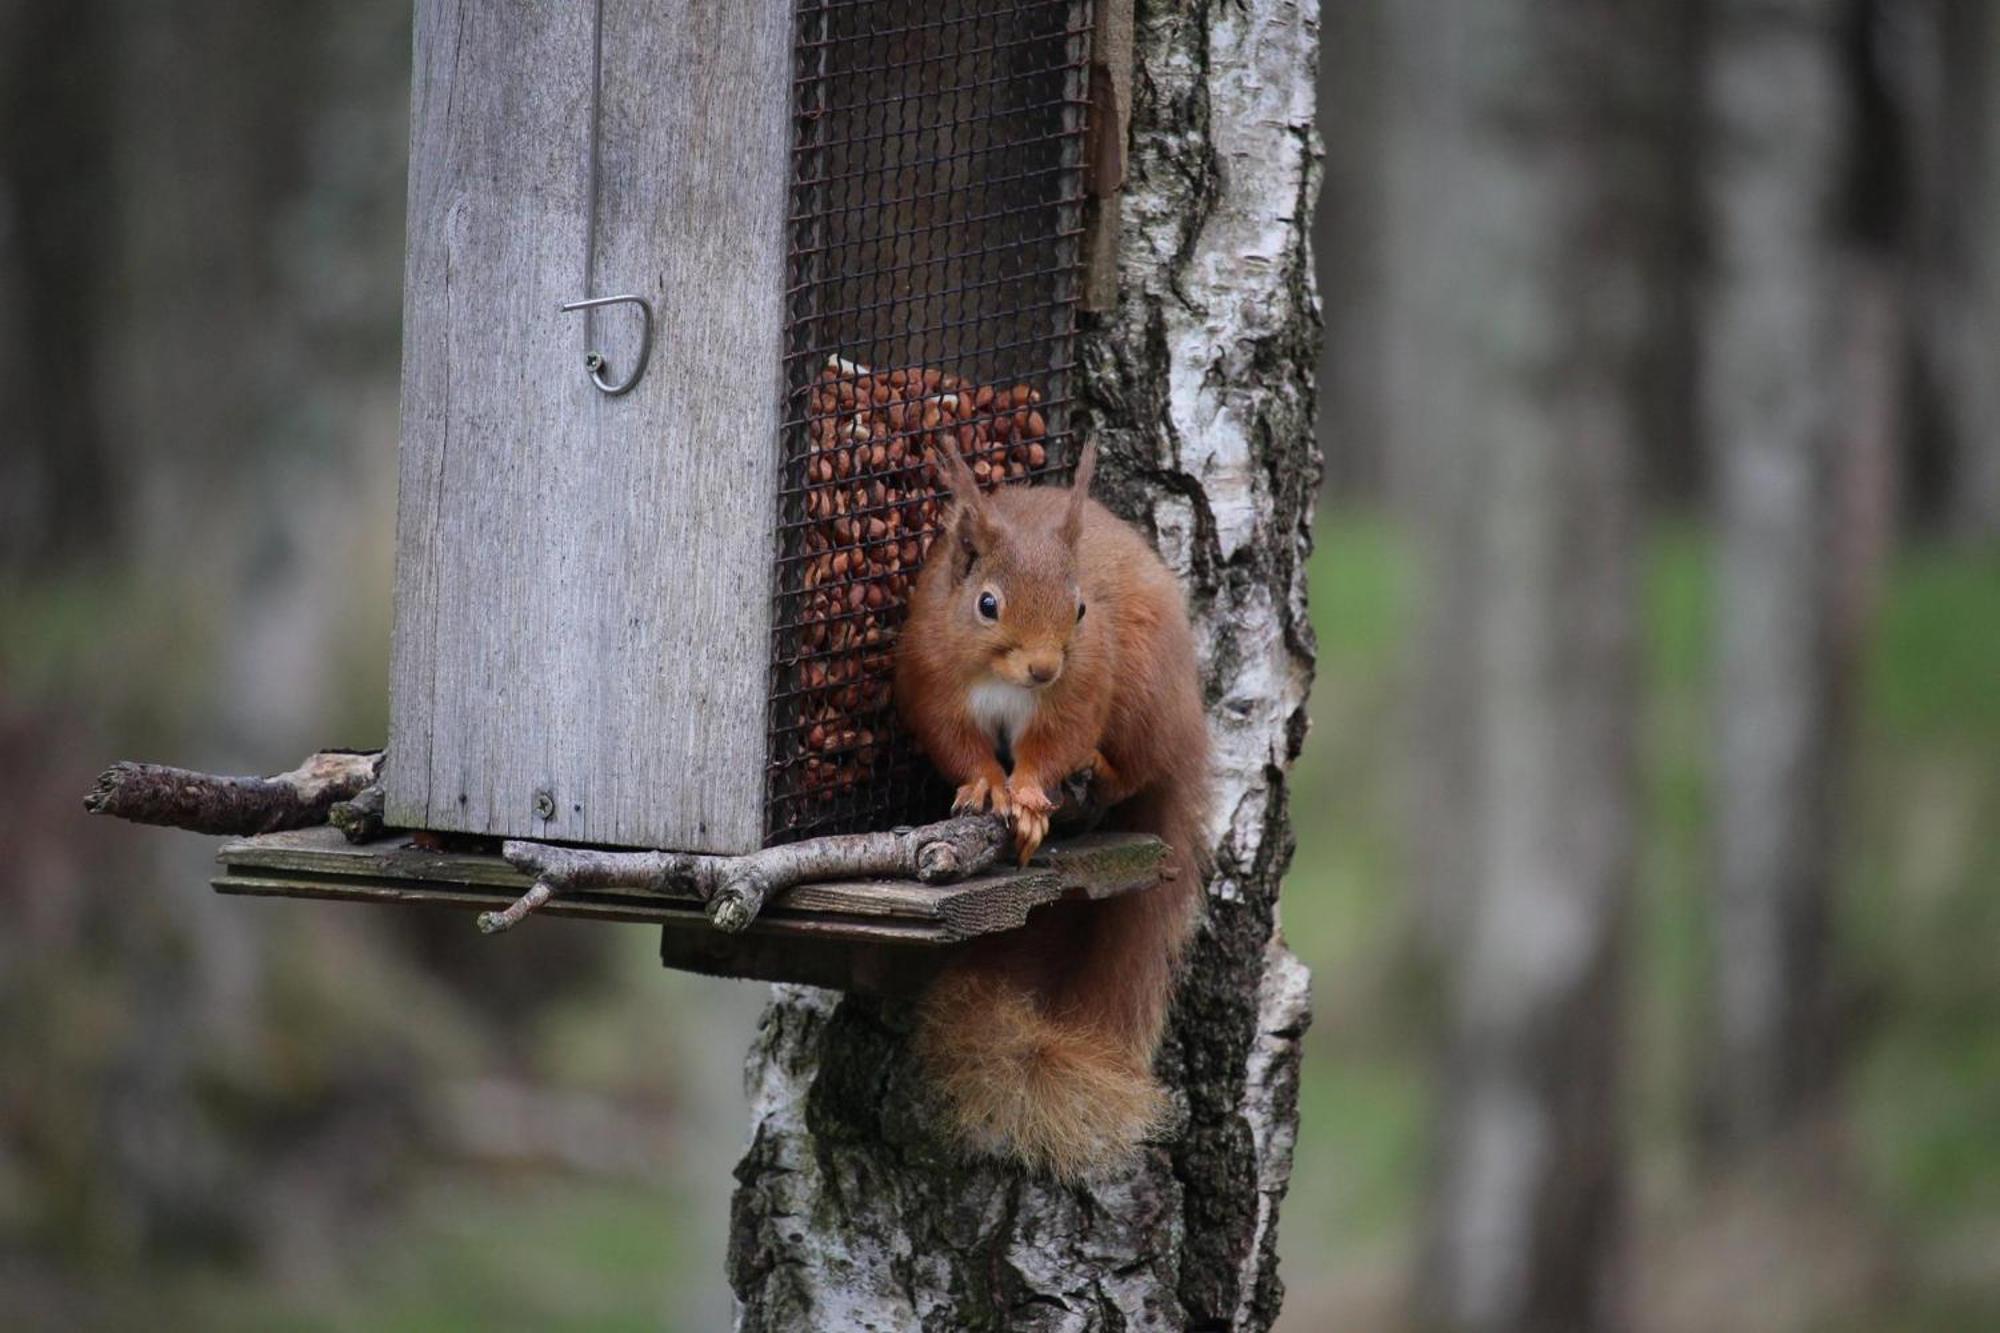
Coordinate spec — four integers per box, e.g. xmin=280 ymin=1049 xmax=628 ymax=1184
xmin=532 ymin=790 xmax=556 ymax=821
xmin=584 ymin=352 xmax=605 ymax=372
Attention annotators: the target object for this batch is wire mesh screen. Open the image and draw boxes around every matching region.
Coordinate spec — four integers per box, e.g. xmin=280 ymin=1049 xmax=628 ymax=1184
xmin=764 ymin=0 xmax=1093 ymax=844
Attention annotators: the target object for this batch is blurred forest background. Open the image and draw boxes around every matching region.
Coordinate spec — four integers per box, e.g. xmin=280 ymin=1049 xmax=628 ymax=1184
xmin=2 ymin=1 xmax=1996 ymax=1330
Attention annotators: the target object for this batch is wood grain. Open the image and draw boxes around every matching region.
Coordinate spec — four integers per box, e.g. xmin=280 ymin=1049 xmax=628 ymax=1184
xmin=1082 ymin=0 xmax=1134 ymax=312
xmin=386 ymin=0 xmax=790 ymax=853
xmin=655 ymin=929 xmax=952 ymax=997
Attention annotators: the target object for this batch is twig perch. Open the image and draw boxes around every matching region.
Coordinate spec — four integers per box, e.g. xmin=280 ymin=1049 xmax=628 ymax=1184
xmin=493 ymin=815 xmax=1013 ymax=935
xmin=476 ymin=877 xmax=555 ymax=933
xmin=329 ymin=783 xmax=389 ymax=843
xmin=90 ymin=743 xmax=1117 ymax=938
xmin=85 ymin=750 xmax=383 ymax=836
xmin=489 ymin=773 xmax=1118 ymax=935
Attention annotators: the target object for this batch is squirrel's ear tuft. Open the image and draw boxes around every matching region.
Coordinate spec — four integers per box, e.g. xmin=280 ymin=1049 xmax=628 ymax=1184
xmin=1071 ymin=440 xmax=1098 ymax=497
xmin=951 ymin=506 xmax=983 ymax=581
xmin=936 ymin=435 xmax=983 ymax=508
xmin=1060 ymin=441 xmax=1097 ymax=547
xmin=937 ymin=436 xmax=992 ymax=581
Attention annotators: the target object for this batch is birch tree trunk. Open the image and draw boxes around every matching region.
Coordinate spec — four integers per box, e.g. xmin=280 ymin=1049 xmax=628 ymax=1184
xmin=726 ymin=1 xmax=1321 ymax=1328
xmin=1388 ymin=4 xmax=1656 ymax=1329
xmin=1702 ymin=0 xmax=1867 ymax=1157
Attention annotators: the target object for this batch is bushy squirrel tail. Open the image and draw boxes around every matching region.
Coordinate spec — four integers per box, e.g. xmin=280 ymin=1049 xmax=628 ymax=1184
xmin=915 ymin=779 xmax=1210 ymax=1180
xmin=916 ymin=968 xmax=1169 ymax=1180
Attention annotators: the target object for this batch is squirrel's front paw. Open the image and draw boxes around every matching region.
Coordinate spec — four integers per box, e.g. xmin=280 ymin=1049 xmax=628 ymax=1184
xmin=953 ymin=777 xmax=1012 ymax=818
xmin=1008 ymin=780 xmax=1054 ymax=817
xmin=1077 ymin=749 xmax=1131 ymax=805
xmin=1007 ymin=782 xmax=1053 ymax=864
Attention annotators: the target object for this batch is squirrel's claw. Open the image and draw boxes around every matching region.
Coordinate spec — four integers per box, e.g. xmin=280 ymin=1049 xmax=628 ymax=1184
xmin=1011 ymin=804 xmax=1050 ymax=865
xmin=1008 ymin=781 xmax=1054 ymax=864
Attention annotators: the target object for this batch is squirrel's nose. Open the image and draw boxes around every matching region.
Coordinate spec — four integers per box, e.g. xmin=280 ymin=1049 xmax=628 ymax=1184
xmin=1027 ymin=660 xmax=1060 ymax=685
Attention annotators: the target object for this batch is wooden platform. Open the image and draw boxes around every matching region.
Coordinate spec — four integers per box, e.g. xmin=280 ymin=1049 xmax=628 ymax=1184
xmin=213 ymin=826 xmax=1166 ymax=995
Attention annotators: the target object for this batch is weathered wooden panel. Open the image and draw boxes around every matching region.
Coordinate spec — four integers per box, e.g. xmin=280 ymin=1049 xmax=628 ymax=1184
xmin=214 ymin=826 xmax=1163 ymax=933
xmin=386 ymin=0 xmax=790 ymax=852
xmin=212 ymin=827 xmax=1166 ymax=994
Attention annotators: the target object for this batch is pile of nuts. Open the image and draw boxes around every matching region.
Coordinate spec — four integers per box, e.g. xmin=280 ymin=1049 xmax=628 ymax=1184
xmin=781 ymin=354 xmax=1052 ymax=809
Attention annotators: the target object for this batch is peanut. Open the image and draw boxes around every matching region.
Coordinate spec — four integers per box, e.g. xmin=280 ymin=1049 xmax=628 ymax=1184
xmin=787 ymin=356 xmax=1060 ymax=803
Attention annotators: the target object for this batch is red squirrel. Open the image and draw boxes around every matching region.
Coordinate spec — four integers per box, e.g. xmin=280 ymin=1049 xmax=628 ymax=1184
xmin=893 ymin=438 xmax=1212 ymax=1178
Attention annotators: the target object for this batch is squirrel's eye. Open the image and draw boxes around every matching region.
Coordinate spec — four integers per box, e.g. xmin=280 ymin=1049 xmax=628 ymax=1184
xmin=1076 ymin=601 xmax=1087 ymax=623
xmin=976 ymin=591 xmax=999 ymax=621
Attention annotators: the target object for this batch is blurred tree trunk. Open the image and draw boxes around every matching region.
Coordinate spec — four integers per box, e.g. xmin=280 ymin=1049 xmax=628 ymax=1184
xmin=1318 ymin=0 xmax=1387 ymax=497
xmin=1645 ymin=7 xmax=1710 ymax=510
xmin=727 ymin=3 xmax=1320 ymax=1329
xmin=1388 ymin=5 xmax=1656 ymax=1331
xmin=1368 ymin=3 xmax=1699 ymax=516
xmin=3 ymin=0 xmax=454 ymax=1269
xmin=0 ymin=0 xmax=118 ymax=570
xmin=1908 ymin=0 xmax=2000 ymax=542
xmin=1701 ymin=0 xmax=1904 ymax=1157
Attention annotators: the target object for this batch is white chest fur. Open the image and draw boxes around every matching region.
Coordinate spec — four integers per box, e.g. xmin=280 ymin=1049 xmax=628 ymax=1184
xmin=966 ymin=678 xmax=1040 ymax=747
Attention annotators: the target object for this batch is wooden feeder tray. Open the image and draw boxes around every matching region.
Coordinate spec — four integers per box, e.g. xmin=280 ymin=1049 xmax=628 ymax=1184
xmin=213 ymin=825 xmax=1165 ymax=997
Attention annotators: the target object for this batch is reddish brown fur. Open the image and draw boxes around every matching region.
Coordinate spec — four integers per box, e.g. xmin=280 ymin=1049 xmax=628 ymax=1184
xmin=895 ymin=441 xmax=1212 ymax=1178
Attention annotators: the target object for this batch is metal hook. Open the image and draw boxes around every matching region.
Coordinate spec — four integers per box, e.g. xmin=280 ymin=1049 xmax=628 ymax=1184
xmin=560 ymin=293 xmax=654 ymax=396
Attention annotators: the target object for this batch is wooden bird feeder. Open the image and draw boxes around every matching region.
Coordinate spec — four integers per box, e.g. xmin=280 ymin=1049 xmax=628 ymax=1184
xmin=91 ymin=0 xmax=1154 ymax=990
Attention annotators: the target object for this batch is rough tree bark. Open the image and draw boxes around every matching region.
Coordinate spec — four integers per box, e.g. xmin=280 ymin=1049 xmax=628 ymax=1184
xmin=84 ymin=750 xmax=383 ymax=835
xmin=725 ymin=1 xmax=1321 ymax=1328
xmin=1702 ymin=0 xmax=1869 ymax=1157
xmin=1388 ymin=4 xmax=1656 ymax=1331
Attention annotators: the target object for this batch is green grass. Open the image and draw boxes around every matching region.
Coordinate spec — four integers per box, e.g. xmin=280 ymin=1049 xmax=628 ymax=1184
xmin=1867 ymin=546 xmax=2000 ymax=741
xmin=1280 ymin=512 xmax=1422 ymax=1262
xmin=1844 ymin=544 xmax=2000 ymax=1244
xmin=126 ymin=1173 xmax=694 ymax=1333
xmin=1630 ymin=527 xmax=1716 ymax=1182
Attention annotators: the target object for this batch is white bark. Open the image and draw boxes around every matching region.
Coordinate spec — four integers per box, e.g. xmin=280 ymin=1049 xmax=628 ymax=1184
xmin=1703 ymin=0 xmax=1853 ymax=1154
xmin=727 ymin=1 xmax=1321 ymax=1328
